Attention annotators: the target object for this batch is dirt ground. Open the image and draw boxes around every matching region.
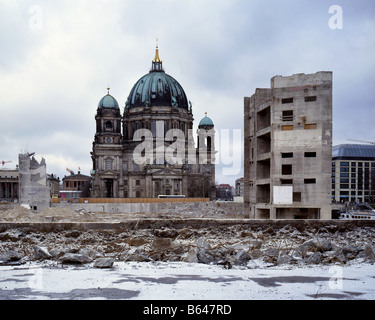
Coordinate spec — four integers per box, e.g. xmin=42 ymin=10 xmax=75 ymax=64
xmin=0 ymin=203 xmax=244 ymax=223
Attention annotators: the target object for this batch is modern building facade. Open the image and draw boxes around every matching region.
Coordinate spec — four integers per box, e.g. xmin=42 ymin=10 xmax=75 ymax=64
xmin=332 ymin=144 xmax=375 ymax=203
xmin=91 ymin=45 xmax=216 ymax=199
xmin=244 ymin=72 xmax=333 ymax=219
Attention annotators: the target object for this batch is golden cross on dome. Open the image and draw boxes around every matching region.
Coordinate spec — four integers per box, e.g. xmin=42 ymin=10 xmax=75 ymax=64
xmin=153 ymin=38 xmax=161 ymax=63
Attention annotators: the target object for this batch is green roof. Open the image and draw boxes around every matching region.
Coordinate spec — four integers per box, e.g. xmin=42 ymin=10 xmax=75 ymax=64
xmin=126 ymin=70 xmax=189 ymax=110
xmin=98 ymin=94 xmax=119 ymax=109
xmin=199 ymin=114 xmax=214 ymax=128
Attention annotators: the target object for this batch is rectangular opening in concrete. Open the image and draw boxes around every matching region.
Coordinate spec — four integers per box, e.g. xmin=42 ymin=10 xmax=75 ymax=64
xmin=304 ymin=152 xmax=317 ymax=158
xmin=256 ymin=184 xmax=270 ymax=203
xmin=282 ymin=125 xmax=294 ymax=131
xmin=282 ymin=98 xmax=294 ymax=104
xmin=257 ymin=159 xmax=270 ymax=179
xmin=305 ymin=123 xmax=317 ymax=129
xmin=293 ymin=192 xmax=302 ymax=202
xmin=281 ymin=179 xmax=293 ymax=185
xmin=304 ymin=178 xmax=316 ymax=184
xmin=282 ymin=110 xmax=294 ymax=121
xmin=282 ymin=152 xmax=294 ymax=159
xmin=257 ymin=132 xmax=271 ymax=155
xmin=276 ymin=207 xmax=320 ymax=219
xmin=256 ymin=208 xmax=270 ymax=219
xmin=257 ymin=106 xmax=271 ymax=131
xmin=305 ymin=96 xmax=317 ymax=102
xmin=282 ymin=164 xmax=293 ymax=175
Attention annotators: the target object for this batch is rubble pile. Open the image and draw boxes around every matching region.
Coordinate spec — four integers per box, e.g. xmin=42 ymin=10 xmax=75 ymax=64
xmin=163 ymin=202 xmax=244 ymax=218
xmin=0 ymin=222 xmax=374 ymax=268
xmin=0 ymin=206 xmax=94 ymax=222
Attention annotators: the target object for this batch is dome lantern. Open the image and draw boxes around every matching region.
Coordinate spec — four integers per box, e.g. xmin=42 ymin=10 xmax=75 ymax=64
xmin=151 ymin=39 xmax=163 ymax=72
xmin=126 ymin=43 xmax=189 ymax=110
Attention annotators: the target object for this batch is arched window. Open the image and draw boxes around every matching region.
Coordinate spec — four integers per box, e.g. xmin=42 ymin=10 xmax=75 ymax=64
xmin=207 ymin=136 xmax=212 ymax=150
xmin=105 ymin=121 xmax=113 ymax=130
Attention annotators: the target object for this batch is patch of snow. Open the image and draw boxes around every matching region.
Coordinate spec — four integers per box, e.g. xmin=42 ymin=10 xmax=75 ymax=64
xmin=0 ymin=261 xmax=374 ymax=300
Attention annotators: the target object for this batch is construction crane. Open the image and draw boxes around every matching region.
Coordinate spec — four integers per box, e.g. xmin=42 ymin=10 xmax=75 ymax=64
xmin=347 ymin=139 xmax=375 ymax=145
xmin=66 ymin=168 xmax=74 ymax=175
xmin=1 ymin=160 xmax=12 ymax=168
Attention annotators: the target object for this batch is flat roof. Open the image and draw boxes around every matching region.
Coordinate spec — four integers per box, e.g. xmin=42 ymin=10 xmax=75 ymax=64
xmin=332 ymin=144 xmax=375 ymax=160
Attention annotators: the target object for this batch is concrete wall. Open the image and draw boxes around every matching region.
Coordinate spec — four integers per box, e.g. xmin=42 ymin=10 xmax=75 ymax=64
xmin=52 ymin=200 xmax=244 ymax=215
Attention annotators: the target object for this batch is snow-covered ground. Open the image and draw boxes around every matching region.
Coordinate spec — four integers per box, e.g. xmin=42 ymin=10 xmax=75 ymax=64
xmin=0 ymin=261 xmax=374 ymax=300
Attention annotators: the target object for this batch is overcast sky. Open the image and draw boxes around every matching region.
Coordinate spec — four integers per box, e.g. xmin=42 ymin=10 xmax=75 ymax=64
xmin=0 ymin=0 xmax=374 ymax=185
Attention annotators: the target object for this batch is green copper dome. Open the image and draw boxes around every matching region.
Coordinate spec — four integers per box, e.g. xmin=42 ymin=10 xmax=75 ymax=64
xmin=199 ymin=113 xmax=214 ymax=128
xmin=98 ymin=90 xmax=119 ymax=109
xmin=125 ymin=46 xmax=189 ymax=110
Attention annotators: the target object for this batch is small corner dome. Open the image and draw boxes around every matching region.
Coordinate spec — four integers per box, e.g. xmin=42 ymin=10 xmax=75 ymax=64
xmin=198 ymin=113 xmax=214 ymax=128
xmin=98 ymin=89 xmax=119 ymax=109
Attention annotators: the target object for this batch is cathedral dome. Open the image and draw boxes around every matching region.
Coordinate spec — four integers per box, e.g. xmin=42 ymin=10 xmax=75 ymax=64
xmin=98 ymin=89 xmax=119 ymax=109
xmin=198 ymin=113 xmax=214 ymax=129
xmin=125 ymin=46 xmax=189 ymax=110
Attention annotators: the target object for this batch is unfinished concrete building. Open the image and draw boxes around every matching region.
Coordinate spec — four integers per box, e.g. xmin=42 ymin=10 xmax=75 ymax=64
xmin=244 ymin=72 xmax=332 ymax=219
xmin=18 ymin=153 xmax=51 ymax=212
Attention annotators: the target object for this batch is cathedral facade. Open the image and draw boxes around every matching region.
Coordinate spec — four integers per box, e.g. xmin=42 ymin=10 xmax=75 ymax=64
xmin=91 ymin=45 xmax=216 ymax=199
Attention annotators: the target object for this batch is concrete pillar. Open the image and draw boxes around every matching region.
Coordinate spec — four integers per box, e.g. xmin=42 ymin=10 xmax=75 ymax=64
xmin=320 ymin=205 xmax=332 ymax=220
xmin=270 ymin=207 xmax=277 ymax=220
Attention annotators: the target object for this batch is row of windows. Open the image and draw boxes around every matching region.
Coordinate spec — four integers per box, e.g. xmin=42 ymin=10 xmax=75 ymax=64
xmin=334 ymin=177 xmax=372 ymax=182
xmin=335 ymin=173 xmax=373 ymax=180
xmin=281 ymin=165 xmax=317 ymax=184
xmin=337 ymin=161 xmax=375 ymax=168
xmin=64 ymin=180 xmax=88 ymax=189
xmin=281 ymin=152 xmax=317 ymax=158
xmin=104 ymin=160 xmax=206 ymax=173
xmin=333 ymin=191 xmax=372 ymax=196
xmin=281 ymin=96 xmax=317 ymax=104
xmin=281 ymin=178 xmax=316 ymax=184
xmin=124 ymin=120 xmax=191 ymax=139
xmin=339 ymin=167 xmax=374 ymax=173
xmin=281 ymin=123 xmax=317 ymax=131
xmin=121 ymin=179 xmax=181 ymax=187
xmin=336 ymin=178 xmax=372 ymax=183
xmin=336 ymin=184 xmax=372 ymax=190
